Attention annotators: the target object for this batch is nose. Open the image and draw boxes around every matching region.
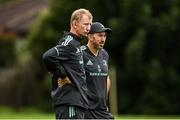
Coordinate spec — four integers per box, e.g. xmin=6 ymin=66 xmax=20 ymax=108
xmin=87 ymin=25 xmax=91 ymax=32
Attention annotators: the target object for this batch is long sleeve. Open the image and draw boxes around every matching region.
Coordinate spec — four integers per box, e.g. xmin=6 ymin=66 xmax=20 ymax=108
xmin=42 ymin=46 xmax=67 ymax=79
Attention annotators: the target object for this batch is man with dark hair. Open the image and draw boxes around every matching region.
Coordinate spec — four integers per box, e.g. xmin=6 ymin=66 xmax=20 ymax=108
xmin=42 ymin=8 xmax=92 ymax=119
xmin=82 ymin=22 xmax=114 ymax=119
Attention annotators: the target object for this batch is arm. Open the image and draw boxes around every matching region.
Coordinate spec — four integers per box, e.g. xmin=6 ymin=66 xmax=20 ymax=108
xmin=42 ymin=46 xmax=67 ymax=79
xmin=107 ymin=76 xmax=111 ymax=95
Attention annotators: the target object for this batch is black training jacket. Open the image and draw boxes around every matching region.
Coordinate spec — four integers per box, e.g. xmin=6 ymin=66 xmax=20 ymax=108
xmin=42 ymin=32 xmax=88 ymax=109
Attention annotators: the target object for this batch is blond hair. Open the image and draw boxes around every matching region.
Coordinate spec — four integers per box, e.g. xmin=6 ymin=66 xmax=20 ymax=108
xmin=70 ymin=8 xmax=93 ymax=25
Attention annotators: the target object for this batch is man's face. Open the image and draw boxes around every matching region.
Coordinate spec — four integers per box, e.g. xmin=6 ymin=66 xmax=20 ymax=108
xmin=90 ymin=32 xmax=107 ymax=50
xmin=75 ymin=14 xmax=92 ymax=37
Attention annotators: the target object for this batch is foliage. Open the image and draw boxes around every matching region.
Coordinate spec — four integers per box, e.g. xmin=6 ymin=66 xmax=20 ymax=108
xmin=113 ymin=0 xmax=180 ymax=114
xmin=0 ymin=35 xmax=16 ymax=67
xmin=0 ymin=0 xmax=11 ymax=3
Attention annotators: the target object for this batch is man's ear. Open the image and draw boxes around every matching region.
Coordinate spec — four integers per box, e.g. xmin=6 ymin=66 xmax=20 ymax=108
xmin=72 ymin=20 xmax=77 ymax=29
xmin=88 ymin=34 xmax=93 ymax=40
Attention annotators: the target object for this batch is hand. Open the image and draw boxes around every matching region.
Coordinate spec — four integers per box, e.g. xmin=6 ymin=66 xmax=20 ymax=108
xmin=57 ymin=77 xmax=72 ymax=87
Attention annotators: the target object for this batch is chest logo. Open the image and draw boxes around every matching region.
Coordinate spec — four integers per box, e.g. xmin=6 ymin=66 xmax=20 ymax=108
xmin=98 ymin=65 xmax=101 ymax=72
xmin=86 ymin=60 xmax=93 ymax=65
xmin=103 ymin=60 xmax=107 ymax=66
xmin=76 ymin=48 xmax=80 ymax=53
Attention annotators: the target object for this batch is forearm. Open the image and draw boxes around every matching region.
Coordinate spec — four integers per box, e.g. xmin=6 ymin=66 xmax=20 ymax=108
xmin=107 ymin=76 xmax=111 ymax=95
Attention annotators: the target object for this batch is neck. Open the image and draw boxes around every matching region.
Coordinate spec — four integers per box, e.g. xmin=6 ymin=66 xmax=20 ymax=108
xmin=70 ymin=28 xmax=79 ymax=37
xmin=87 ymin=43 xmax=99 ymax=56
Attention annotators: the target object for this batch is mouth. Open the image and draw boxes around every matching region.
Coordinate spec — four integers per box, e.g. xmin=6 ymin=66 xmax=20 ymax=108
xmin=99 ymin=44 xmax=104 ymax=48
xmin=81 ymin=32 xmax=88 ymax=37
xmin=84 ymin=32 xmax=89 ymax=35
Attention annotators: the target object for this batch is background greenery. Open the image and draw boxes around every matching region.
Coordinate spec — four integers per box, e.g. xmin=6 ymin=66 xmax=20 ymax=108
xmin=0 ymin=0 xmax=180 ymax=116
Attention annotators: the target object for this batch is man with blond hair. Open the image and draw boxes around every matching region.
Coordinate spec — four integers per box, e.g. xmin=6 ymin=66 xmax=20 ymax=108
xmin=42 ymin=8 xmax=93 ymax=119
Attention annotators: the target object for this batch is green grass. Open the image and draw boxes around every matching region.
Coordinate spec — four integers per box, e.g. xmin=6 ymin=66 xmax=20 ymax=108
xmin=0 ymin=106 xmax=54 ymax=119
xmin=1 ymin=107 xmax=180 ymax=119
xmin=116 ymin=114 xmax=180 ymax=119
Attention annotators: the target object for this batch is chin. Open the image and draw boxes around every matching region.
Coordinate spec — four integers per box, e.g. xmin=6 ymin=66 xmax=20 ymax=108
xmin=81 ymin=33 xmax=88 ymax=37
xmin=99 ymin=45 xmax=104 ymax=49
xmin=99 ymin=47 xmax=103 ymax=50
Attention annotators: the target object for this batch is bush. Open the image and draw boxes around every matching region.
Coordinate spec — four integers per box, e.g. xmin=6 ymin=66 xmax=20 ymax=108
xmin=0 ymin=35 xmax=16 ymax=67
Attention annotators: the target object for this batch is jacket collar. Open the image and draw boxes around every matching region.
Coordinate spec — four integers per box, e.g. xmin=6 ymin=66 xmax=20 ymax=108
xmin=64 ymin=31 xmax=84 ymax=41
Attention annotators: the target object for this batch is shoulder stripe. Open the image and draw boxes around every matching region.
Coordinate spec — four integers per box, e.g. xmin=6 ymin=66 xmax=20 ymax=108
xmin=54 ymin=47 xmax=59 ymax=56
xmin=62 ymin=35 xmax=73 ymax=46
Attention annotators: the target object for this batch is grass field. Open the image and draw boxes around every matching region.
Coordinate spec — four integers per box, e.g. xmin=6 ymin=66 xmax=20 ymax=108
xmin=0 ymin=107 xmax=55 ymax=119
xmin=1 ymin=107 xmax=180 ymax=119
